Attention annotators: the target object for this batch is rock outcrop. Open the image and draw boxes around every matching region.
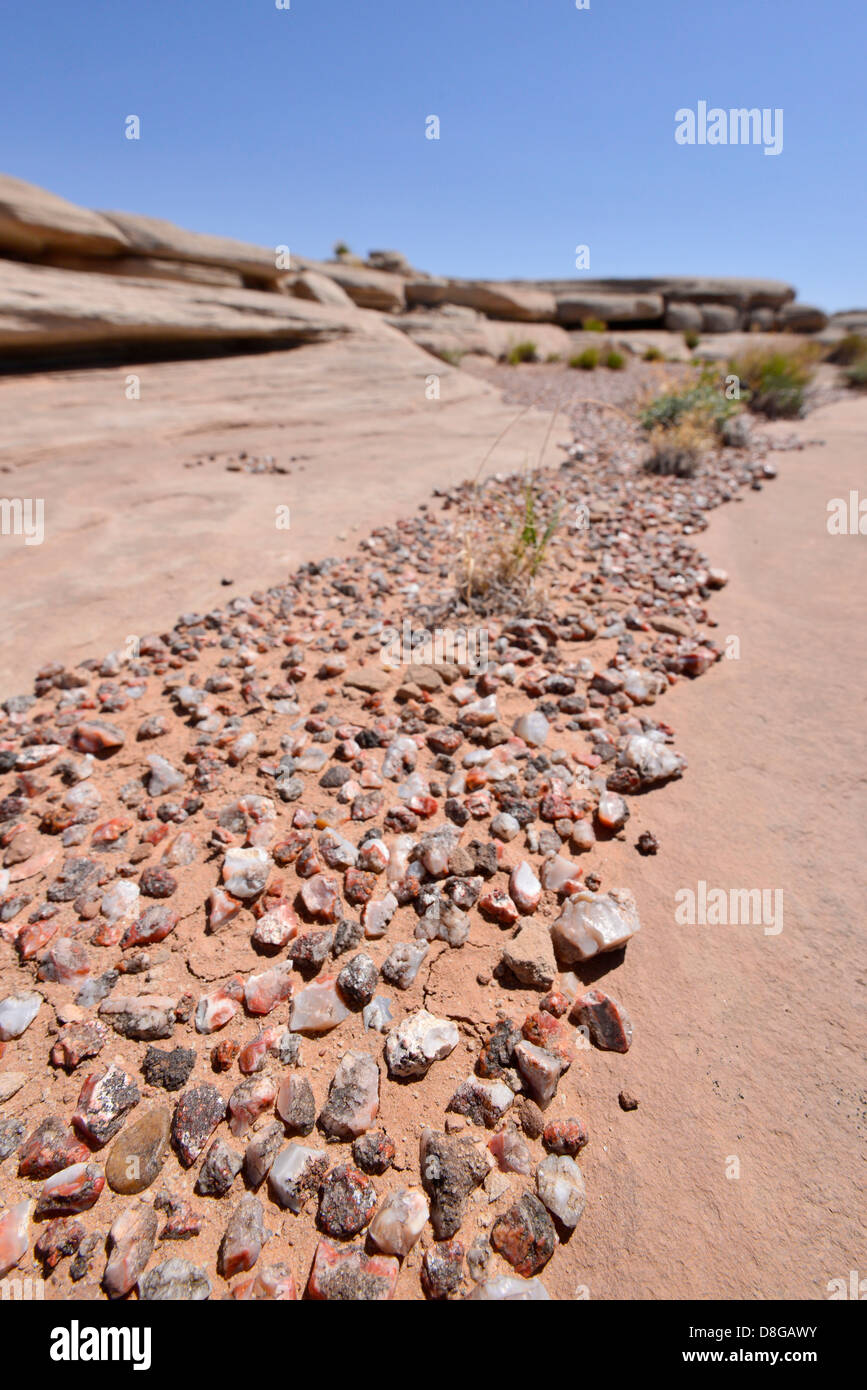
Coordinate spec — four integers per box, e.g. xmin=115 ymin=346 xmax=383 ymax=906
xmin=0 ymin=172 xmax=831 ymax=365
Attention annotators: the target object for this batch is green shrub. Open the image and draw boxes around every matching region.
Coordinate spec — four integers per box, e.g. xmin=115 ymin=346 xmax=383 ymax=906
xmin=545 ymin=352 xmax=563 ymax=363
xmin=845 ymin=358 xmax=867 ymax=389
xmin=605 ymin=350 xmax=625 ymax=370
xmin=582 ymin=318 xmax=607 ymax=333
xmin=827 ymin=333 xmax=867 ymax=366
xmin=569 ymin=348 xmax=600 ymax=370
xmin=684 ymin=330 xmax=700 ymax=349
xmin=333 ymin=240 xmax=351 ymax=257
xmin=507 ymin=340 xmax=539 ymax=365
xmin=639 ymin=378 xmax=739 ymax=436
xmin=644 ymin=412 xmax=713 ymax=476
xmin=643 ymin=345 xmax=664 ymax=361
xmin=729 ymin=347 xmax=816 ymax=418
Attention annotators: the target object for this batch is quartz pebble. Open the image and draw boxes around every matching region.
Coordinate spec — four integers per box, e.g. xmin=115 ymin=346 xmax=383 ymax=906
xmin=104 ymin=1202 xmax=159 ymax=1297
xmin=0 ymin=991 xmax=41 ymax=1041
xmin=0 ymin=1199 xmax=32 ymax=1277
xmin=268 ymin=1143 xmax=328 ymax=1212
xmin=319 ymin=1050 xmax=380 ymax=1139
xmin=551 ymin=888 xmax=641 ymax=962
xmin=385 ymin=1010 xmax=459 ymax=1078
xmin=219 ymin=1194 xmax=265 ymax=1278
xmin=368 ymin=1186 xmax=429 ymax=1256
xmin=468 ymin=1274 xmax=550 ymax=1300
xmin=536 ymin=1154 xmax=587 ymax=1227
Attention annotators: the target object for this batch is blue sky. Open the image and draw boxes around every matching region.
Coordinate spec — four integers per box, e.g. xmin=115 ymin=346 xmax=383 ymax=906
xmin=1 ymin=0 xmax=863 ymax=309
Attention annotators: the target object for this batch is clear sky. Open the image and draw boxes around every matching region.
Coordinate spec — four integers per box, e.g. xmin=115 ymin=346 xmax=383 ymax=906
xmin=1 ymin=0 xmax=863 ymax=309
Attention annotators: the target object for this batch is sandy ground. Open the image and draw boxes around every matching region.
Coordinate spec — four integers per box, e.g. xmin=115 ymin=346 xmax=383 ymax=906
xmin=0 ymin=361 xmax=863 ymax=1300
xmin=0 ymin=335 xmax=568 ymax=698
xmin=568 ymin=394 xmax=866 ymax=1300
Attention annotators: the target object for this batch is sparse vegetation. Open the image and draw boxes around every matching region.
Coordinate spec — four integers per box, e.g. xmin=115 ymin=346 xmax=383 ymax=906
xmin=826 ymin=333 xmax=867 ymax=366
xmin=639 ymin=376 xmax=739 ymax=436
xmin=844 ymin=358 xmax=867 ymax=389
xmin=545 ymin=352 xmax=563 ymax=363
xmin=729 ymin=345 xmax=818 ymax=418
xmin=507 ymin=340 xmax=539 ymax=365
xmin=437 ymin=347 xmax=466 ymax=366
xmin=605 ymin=350 xmax=625 ymax=370
xmin=459 ymin=471 xmax=563 ymax=610
xmin=643 ymin=345 xmax=664 ymax=361
xmin=644 ymin=412 xmax=714 ymax=477
xmin=684 ymin=330 xmax=700 ymax=349
xmin=582 ymin=318 xmax=607 ymax=333
xmin=639 ymin=372 xmax=743 ymax=476
xmin=569 ymin=347 xmax=599 ymax=370
xmin=333 ymin=240 xmax=351 ymax=257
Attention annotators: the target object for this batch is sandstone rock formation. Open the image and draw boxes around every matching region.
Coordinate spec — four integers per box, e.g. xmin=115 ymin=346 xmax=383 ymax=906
xmin=0 ymin=172 xmax=831 ymax=367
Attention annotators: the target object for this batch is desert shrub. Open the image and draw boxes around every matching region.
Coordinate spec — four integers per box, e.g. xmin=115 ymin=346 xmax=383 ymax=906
xmin=639 ymin=377 xmax=739 ymax=436
xmin=644 ymin=412 xmax=714 ymax=476
xmin=643 ymin=345 xmax=664 ymax=361
xmin=569 ymin=348 xmax=600 ymax=370
xmin=507 ymin=340 xmax=539 ymax=365
xmin=845 ymin=358 xmax=867 ymax=389
xmin=545 ymin=352 xmax=563 ymax=363
xmin=437 ymin=347 xmax=466 ymax=366
xmin=333 ymin=240 xmax=351 ymax=257
xmin=605 ymin=350 xmax=625 ymax=370
xmin=826 ymin=333 xmax=867 ymax=366
xmin=729 ymin=346 xmax=816 ymax=418
xmin=684 ymin=330 xmax=700 ymax=349
xmin=582 ymin=318 xmax=607 ymax=333
xmin=460 ymin=473 xmax=562 ymax=610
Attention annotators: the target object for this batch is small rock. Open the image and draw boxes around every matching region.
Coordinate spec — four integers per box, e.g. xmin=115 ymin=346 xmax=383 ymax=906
xmin=491 ymin=1192 xmax=556 ymax=1276
xmin=318 ymin=1164 xmax=378 ymax=1238
xmin=352 ymin=1129 xmax=395 ymax=1175
xmin=141 ymin=1045 xmax=196 ymax=1092
xmin=536 ymin=1154 xmax=587 ymax=1227
xmin=18 ymin=1117 xmax=89 ymax=1178
xmin=276 ymin=1072 xmax=317 ymax=1135
xmin=542 ymin=1118 xmax=588 ymax=1156
xmin=105 ymin=1107 xmax=171 ymax=1193
xmin=385 ymin=1010 xmax=459 ymax=1078
xmin=419 ymin=1128 xmax=489 ymax=1239
xmin=72 ymin=1064 xmax=140 ymax=1146
xmin=103 ymin=1202 xmax=159 ymax=1298
xmin=36 ymin=1162 xmax=105 ymax=1217
xmin=219 ymin=1194 xmax=264 ymax=1278
xmin=307 ymin=1237 xmax=399 ymax=1300
xmin=572 ymin=988 xmax=633 ymax=1052
xmin=171 ymin=1084 xmax=227 ymax=1167
xmin=421 ymin=1239 xmax=464 ymax=1299
xmin=140 ymin=1257 xmax=211 ymax=1301
xmin=195 ymin=1138 xmax=243 ymax=1197
xmin=368 ymin=1186 xmax=428 ymax=1256
xmin=268 ymin=1143 xmax=329 ymax=1213
xmin=319 ymin=1050 xmax=380 ymax=1139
